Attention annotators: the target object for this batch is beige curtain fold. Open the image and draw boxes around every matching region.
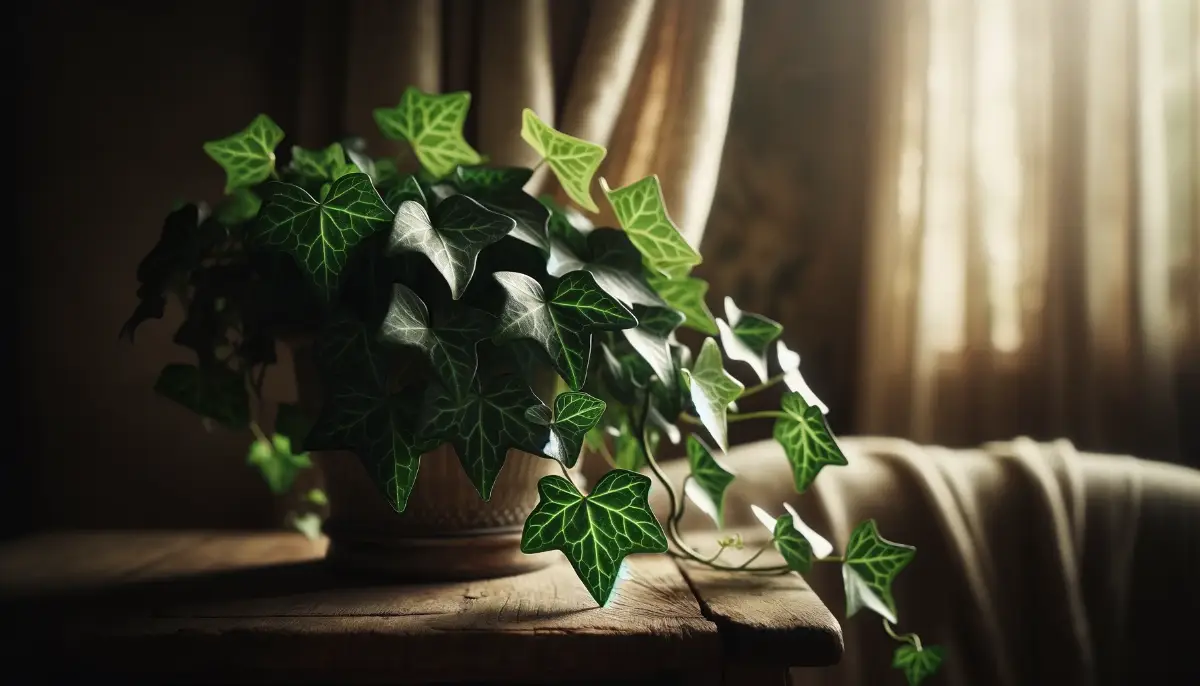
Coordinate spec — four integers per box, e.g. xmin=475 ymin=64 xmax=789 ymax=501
xmin=858 ymin=0 xmax=1198 ymax=462
xmin=335 ymin=0 xmax=743 ymax=246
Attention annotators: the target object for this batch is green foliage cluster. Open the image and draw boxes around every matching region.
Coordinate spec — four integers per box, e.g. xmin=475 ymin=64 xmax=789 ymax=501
xmin=124 ymin=87 xmax=942 ymax=685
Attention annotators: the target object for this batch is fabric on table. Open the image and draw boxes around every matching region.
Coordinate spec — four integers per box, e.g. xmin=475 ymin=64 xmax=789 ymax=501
xmin=649 ymin=436 xmax=1200 ymax=685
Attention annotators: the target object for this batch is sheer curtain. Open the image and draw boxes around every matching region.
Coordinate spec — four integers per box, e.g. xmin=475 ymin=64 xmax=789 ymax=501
xmin=858 ymin=0 xmax=1199 ymax=462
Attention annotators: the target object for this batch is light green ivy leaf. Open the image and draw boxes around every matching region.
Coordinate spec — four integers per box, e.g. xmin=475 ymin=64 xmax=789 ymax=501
xmin=844 ymin=519 xmax=916 ymax=622
xmin=154 ymin=363 xmax=250 ymax=430
xmin=374 ymin=88 xmax=483 ymax=178
xmin=203 ymin=113 xmax=285 ymax=192
xmin=288 ymin=142 xmax=347 ymax=183
xmin=647 ymin=274 xmax=719 ymax=335
xmin=685 ymin=435 xmax=735 ymax=528
xmin=214 ymin=188 xmax=262 ymax=226
xmin=247 ymin=433 xmax=313 ymax=495
xmin=773 ymin=391 xmax=848 ymax=493
xmin=681 ymin=338 xmax=744 ymax=452
xmin=492 ymin=270 xmax=636 ymax=390
xmin=379 ymin=283 xmax=494 ymax=398
xmin=521 ymin=470 xmax=668 ymax=606
xmin=423 ymin=374 xmax=545 ymax=500
xmin=524 ymin=391 xmax=606 ymax=468
xmin=388 ymin=195 xmax=514 ymax=299
xmin=521 ymin=109 xmax=606 ymax=212
xmin=893 ymin=644 xmax=946 ymax=686
xmin=253 ymin=173 xmax=393 ymax=299
xmin=601 ymin=175 xmax=701 ymax=279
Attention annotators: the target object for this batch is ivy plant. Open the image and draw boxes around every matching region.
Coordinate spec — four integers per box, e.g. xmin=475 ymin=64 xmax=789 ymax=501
xmin=123 ymin=86 xmax=943 ymax=685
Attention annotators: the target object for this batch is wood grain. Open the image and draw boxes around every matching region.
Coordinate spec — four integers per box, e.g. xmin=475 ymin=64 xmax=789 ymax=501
xmin=676 ymin=528 xmax=844 ymax=669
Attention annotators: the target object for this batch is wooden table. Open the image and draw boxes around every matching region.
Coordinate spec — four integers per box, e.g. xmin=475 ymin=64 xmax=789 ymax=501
xmin=0 ymin=530 xmax=841 ymax=685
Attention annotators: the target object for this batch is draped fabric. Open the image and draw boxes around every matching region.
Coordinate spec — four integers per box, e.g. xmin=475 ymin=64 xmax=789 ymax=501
xmin=857 ymin=0 xmax=1199 ymax=462
xmin=322 ymin=0 xmax=742 ymax=247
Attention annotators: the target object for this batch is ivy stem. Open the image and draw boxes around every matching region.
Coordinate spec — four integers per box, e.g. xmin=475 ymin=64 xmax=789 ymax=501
xmin=249 ymin=420 xmax=269 ymax=445
xmin=739 ymin=374 xmax=786 ymax=399
xmin=680 ymin=410 xmax=787 ymax=426
xmin=636 ymin=396 xmax=789 ymax=574
xmin=883 ymin=619 xmax=923 ymax=651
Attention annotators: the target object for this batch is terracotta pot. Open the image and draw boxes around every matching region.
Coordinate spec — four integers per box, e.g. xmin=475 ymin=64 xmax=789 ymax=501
xmin=289 ymin=340 xmax=577 ymax=580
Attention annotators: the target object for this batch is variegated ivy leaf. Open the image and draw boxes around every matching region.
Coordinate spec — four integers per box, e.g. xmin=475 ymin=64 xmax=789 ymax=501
xmin=288 ymin=142 xmax=347 ymax=183
xmin=548 ymin=228 xmax=665 ymax=308
xmin=520 ymin=109 xmax=606 ymax=212
xmin=716 ymin=297 xmax=783 ymax=383
xmin=423 ymin=374 xmax=546 ymax=500
xmin=492 ymin=271 xmax=636 ymax=390
xmin=387 ymin=195 xmax=514 ymax=299
xmin=379 ymin=283 xmax=494 ymax=399
xmin=647 ymin=274 xmax=719 ymax=335
xmin=453 ymin=166 xmax=549 ymax=251
xmin=524 ymin=391 xmax=606 ymax=468
xmin=521 ymin=470 xmax=668 ymax=606
xmin=893 ymin=644 xmax=946 ymax=686
xmin=773 ymin=391 xmax=848 ymax=492
xmin=783 ymin=502 xmax=834 ymax=559
xmin=621 ymin=305 xmax=684 ymax=392
xmin=776 ymin=341 xmax=829 ymax=414
xmin=373 ymin=87 xmax=483 ymax=178
xmin=685 ymin=435 xmax=735 ymax=528
xmin=844 ymin=519 xmax=916 ymax=622
xmin=384 ymin=175 xmax=427 ymax=213
xmin=773 ymin=510 xmax=814 ymax=574
xmin=252 ymin=173 xmax=393 ymax=299
xmin=601 ymin=175 xmax=701 ymax=279
xmin=203 ymin=113 xmax=285 ymax=192
xmin=681 ymin=338 xmax=744 ymax=452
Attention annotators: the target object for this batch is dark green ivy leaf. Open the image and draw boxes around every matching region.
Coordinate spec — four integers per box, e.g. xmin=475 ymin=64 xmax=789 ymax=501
xmin=773 ymin=391 xmax=848 ymax=493
xmin=521 ymin=470 xmax=668 ymax=606
xmin=388 ymin=195 xmax=514 ymax=299
xmin=379 ymin=283 xmax=494 ymax=398
xmin=773 ymin=511 xmax=814 ymax=574
xmin=601 ymin=175 xmax=701 ymax=279
xmin=313 ymin=311 xmax=393 ymax=388
xmin=120 ymin=204 xmax=214 ymax=341
xmin=214 ymin=188 xmax=262 ymax=226
xmin=153 ymin=363 xmax=249 ymax=429
xmin=451 ymin=166 xmax=549 ymax=252
xmin=685 ymin=435 xmax=735 ymax=528
xmin=647 ymin=274 xmax=719 ymax=336
xmin=288 ymin=142 xmax=347 ymax=184
xmin=423 ymin=374 xmax=545 ymax=500
xmin=455 ymin=165 xmax=532 ymax=194
xmin=844 ymin=519 xmax=916 ymax=622
xmin=542 ymin=195 xmax=593 ymax=256
xmin=524 ymin=391 xmax=606 ymax=468
xmin=203 ymin=114 xmax=285 ymax=192
xmin=384 ymin=175 xmax=427 ymax=213
xmin=621 ymin=305 xmax=684 ymax=387
xmin=548 ymin=228 xmax=665 ymax=308
xmin=374 ymin=88 xmax=483 ymax=178
xmin=247 ymin=432 xmax=312 ymax=495
xmin=493 ymin=271 xmax=636 ymax=390
xmin=681 ymin=338 xmax=743 ymax=452
xmin=252 ymin=173 xmax=393 ymax=300
xmin=893 ymin=644 xmax=946 ymax=686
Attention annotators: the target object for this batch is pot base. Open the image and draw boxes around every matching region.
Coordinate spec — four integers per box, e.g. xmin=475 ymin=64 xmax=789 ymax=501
xmin=322 ymin=527 xmax=561 ymax=581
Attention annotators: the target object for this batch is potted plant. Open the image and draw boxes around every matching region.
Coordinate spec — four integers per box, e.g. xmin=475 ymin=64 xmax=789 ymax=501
xmin=122 ymin=87 xmax=944 ymax=685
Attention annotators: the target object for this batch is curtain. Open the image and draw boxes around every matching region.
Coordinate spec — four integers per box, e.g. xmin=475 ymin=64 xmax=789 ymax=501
xmin=311 ymin=0 xmax=742 ymax=247
xmin=858 ymin=0 xmax=1199 ymax=463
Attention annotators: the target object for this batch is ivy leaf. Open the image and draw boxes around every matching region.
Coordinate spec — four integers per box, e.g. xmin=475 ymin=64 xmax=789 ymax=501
xmin=423 ymin=374 xmax=545 ymax=500
xmin=782 ymin=502 xmax=835 ymax=559
xmin=344 ymin=146 xmax=376 ymax=180
xmin=384 ymin=175 xmax=427 ymax=213
xmin=388 ymin=195 xmax=514 ymax=299
xmin=773 ymin=391 xmax=848 ymax=493
xmin=598 ymin=342 xmax=650 ymax=406
xmin=312 ymin=311 xmax=393 ymax=386
xmin=525 ymin=391 xmax=606 ymax=468
xmin=288 ymin=142 xmax=347 ymax=183
xmin=521 ymin=470 xmax=668 ymax=606
xmin=893 ymin=644 xmax=946 ymax=686
xmin=520 ymin=109 xmax=607 ymax=212
xmin=716 ymin=298 xmax=782 ymax=383
xmin=153 ymin=363 xmax=249 ymax=429
xmin=373 ymin=158 xmax=400 ymax=188
xmin=203 ymin=114 xmax=285 ymax=192
xmin=601 ymin=175 xmax=700 ymax=279
xmin=844 ymin=519 xmax=916 ymax=622
xmin=613 ymin=417 xmax=658 ymax=471
xmin=773 ymin=511 xmax=814 ymax=574
xmin=252 ymin=173 xmax=393 ymax=299
xmin=214 ymin=188 xmax=262 ymax=226
xmin=292 ymin=513 xmax=323 ymax=541
xmin=681 ymin=338 xmax=744 ymax=452
xmin=379 ymin=283 xmax=493 ymax=398
xmin=453 ymin=166 xmax=549 ymax=252
xmin=647 ymin=274 xmax=718 ymax=335
xmin=543 ymin=195 xmax=594 ymax=255
xmin=621 ymin=305 xmax=684 ymax=388
xmin=685 ymin=435 xmax=735 ymax=528
xmin=373 ymin=87 xmax=483 ymax=178
xmin=247 ymin=433 xmax=312 ymax=494
xmin=455 ymin=165 xmax=532 ymax=194
xmin=121 ymin=204 xmax=210 ymax=341
xmin=776 ymin=341 xmax=829 ymax=414
xmin=548 ymin=228 xmax=665 ymax=308
xmin=492 ymin=270 xmax=636 ymax=390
